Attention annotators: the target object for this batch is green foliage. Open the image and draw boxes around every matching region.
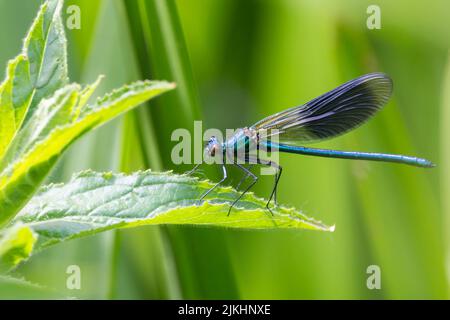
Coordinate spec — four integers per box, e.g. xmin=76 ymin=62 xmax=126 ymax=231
xmin=0 ymin=0 xmax=175 ymax=228
xmin=0 ymin=275 xmax=62 ymax=299
xmin=0 ymin=0 xmax=331 ymax=297
xmin=173 ymin=0 xmax=446 ymax=299
xmin=123 ymin=0 xmax=202 ymax=171
xmin=0 ymin=0 xmax=446 ymax=300
xmin=0 ymin=224 xmax=37 ymax=273
xmin=1 ymin=170 xmax=332 ymax=271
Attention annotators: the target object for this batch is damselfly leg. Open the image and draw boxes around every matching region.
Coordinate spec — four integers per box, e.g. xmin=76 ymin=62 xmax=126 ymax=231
xmin=186 ymin=163 xmax=201 ymax=175
xmin=228 ymin=164 xmax=258 ymax=216
xmin=235 ymin=164 xmax=254 ymax=190
xmin=266 ymin=163 xmax=282 ymax=213
xmin=231 ymin=157 xmax=282 ymax=216
xmin=251 ymin=158 xmax=282 ymax=215
xmin=199 ymin=165 xmax=227 ymax=201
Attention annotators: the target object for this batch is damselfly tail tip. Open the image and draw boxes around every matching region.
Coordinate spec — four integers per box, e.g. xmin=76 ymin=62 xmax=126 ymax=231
xmin=428 ymin=162 xmax=436 ymax=168
xmin=418 ymin=158 xmax=436 ymax=168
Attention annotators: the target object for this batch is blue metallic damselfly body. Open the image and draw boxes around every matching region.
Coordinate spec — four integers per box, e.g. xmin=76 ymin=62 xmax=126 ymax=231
xmin=189 ymin=73 xmax=434 ymax=215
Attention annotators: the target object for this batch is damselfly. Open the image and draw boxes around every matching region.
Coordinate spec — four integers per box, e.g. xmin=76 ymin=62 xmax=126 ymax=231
xmin=189 ymin=73 xmax=434 ymax=215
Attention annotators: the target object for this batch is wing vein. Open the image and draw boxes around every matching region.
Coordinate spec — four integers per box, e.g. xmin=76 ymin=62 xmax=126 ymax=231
xmin=252 ymin=73 xmax=393 ymax=144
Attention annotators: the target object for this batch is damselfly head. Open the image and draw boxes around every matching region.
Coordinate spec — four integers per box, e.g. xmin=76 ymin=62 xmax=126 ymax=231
xmin=205 ymin=136 xmax=221 ymax=158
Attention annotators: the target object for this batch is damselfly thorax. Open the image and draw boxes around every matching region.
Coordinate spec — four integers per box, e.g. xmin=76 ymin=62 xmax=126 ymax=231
xmin=206 ymin=127 xmax=278 ymax=165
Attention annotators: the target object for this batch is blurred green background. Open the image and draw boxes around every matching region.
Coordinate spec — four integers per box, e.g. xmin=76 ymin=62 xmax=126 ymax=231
xmin=1 ymin=0 xmax=448 ymax=299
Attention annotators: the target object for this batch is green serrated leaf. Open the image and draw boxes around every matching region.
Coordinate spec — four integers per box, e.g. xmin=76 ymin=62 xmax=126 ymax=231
xmin=1 ymin=170 xmax=333 ymax=266
xmin=0 ymin=0 xmax=68 ymax=160
xmin=0 ymin=0 xmax=176 ymax=227
xmin=0 ymin=84 xmax=81 ymax=170
xmin=73 ymin=75 xmax=104 ymax=120
xmin=0 ymin=223 xmax=37 ymax=272
xmin=0 ymin=80 xmax=175 ymax=227
xmin=23 ymin=0 xmax=69 ymax=123
xmin=0 ymin=55 xmax=32 ymax=160
xmin=0 ymin=275 xmax=63 ymax=299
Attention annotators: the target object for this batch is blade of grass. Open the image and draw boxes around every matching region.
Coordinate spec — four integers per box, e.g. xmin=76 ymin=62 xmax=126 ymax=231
xmin=116 ymin=113 xmax=181 ymax=299
xmin=442 ymin=51 xmax=450 ymax=298
xmin=123 ymin=0 xmax=242 ymax=299
xmin=124 ymin=0 xmax=201 ymax=171
xmin=100 ymin=0 xmax=181 ymax=299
